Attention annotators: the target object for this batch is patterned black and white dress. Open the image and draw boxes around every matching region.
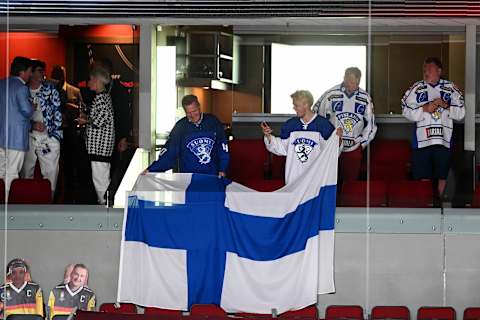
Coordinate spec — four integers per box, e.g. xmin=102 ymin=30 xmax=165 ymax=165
xmin=86 ymin=92 xmax=115 ymax=162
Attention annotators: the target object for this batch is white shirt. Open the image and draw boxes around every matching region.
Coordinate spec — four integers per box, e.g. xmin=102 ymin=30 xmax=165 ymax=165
xmin=30 ymin=86 xmax=48 ymax=139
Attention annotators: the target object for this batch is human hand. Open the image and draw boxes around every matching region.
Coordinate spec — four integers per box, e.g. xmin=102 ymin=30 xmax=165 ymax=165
xmin=141 ymin=169 xmax=149 ymax=175
xmin=336 ymin=127 xmax=343 ymax=137
xmin=32 ymin=121 xmax=45 ymax=132
xmin=261 ymin=121 xmax=273 ymax=143
xmin=422 ymin=102 xmax=437 ymax=113
xmin=437 ymin=98 xmax=449 ymax=109
xmin=117 ymin=138 xmax=129 ymax=152
xmin=75 ymin=117 xmax=88 ymax=125
xmin=218 ymin=171 xmax=226 ymax=178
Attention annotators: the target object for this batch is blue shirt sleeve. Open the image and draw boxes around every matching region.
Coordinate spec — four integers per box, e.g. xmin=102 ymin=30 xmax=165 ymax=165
xmin=17 ymin=84 xmax=33 ymax=119
xmin=319 ymin=117 xmax=335 ymax=140
xmin=280 ymin=121 xmax=291 ymax=139
xmin=147 ymin=122 xmax=182 ymax=172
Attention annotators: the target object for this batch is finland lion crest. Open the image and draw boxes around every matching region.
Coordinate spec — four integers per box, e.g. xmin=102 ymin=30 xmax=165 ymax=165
xmin=292 ymin=138 xmax=317 ymax=163
xmin=187 ymin=137 xmax=215 ymax=164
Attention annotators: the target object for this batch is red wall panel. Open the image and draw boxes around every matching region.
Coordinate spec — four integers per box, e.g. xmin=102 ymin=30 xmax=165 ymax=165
xmin=0 ymin=32 xmax=66 ymax=78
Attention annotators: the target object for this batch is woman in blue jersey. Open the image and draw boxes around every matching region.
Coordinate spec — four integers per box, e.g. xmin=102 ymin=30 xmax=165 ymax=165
xmin=145 ymin=94 xmax=229 ymax=177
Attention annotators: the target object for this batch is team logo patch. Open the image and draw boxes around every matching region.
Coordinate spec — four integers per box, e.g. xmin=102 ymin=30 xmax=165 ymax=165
xmin=426 ymin=127 xmax=443 ymax=138
xmin=292 ymin=138 xmax=317 ymax=163
xmin=440 ymin=91 xmax=451 ymax=104
xmin=416 ymin=91 xmax=428 ymax=103
xmin=343 ymin=139 xmax=355 ymax=148
xmin=187 ymin=137 xmax=215 ymax=165
xmin=331 ymin=100 xmax=343 ymax=112
xmin=354 ymin=102 xmax=366 ymax=115
xmin=337 ymin=112 xmax=361 ymax=134
xmin=431 ymin=107 xmax=444 ymax=121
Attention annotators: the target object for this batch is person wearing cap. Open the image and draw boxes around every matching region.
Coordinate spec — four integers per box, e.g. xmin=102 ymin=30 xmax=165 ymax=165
xmin=48 ymin=263 xmax=95 ymax=320
xmin=0 ymin=258 xmax=44 ymax=318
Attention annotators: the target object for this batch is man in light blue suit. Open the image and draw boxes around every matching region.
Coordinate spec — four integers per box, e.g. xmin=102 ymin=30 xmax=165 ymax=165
xmin=0 ymin=56 xmax=33 ymax=192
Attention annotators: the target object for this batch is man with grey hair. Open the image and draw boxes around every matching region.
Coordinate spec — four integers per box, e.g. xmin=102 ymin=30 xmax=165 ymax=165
xmin=313 ymin=67 xmax=377 ymax=182
xmin=145 ymin=94 xmax=229 ymax=177
xmin=77 ymin=67 xmax=115 ymax=204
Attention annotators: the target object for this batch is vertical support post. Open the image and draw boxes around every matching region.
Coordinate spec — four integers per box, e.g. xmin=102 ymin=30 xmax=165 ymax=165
xmin=138 ymin=23 xmax=157 ymax=163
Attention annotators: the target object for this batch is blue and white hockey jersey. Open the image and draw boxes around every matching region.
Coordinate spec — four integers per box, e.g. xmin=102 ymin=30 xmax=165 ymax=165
xmin=148 ymin=113 xmax=229 ymax=175
xmin=264 ymin=115 xmax=334 ymax=184
xmin=401 ymin=79 xmax=464 ymax=149
xmin=313 ymin=83 xmax=377 ymax=152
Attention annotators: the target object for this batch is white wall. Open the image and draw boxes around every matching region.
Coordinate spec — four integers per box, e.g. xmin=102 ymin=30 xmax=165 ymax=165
xmin=2 ymin=229 xmax=480 ymax=315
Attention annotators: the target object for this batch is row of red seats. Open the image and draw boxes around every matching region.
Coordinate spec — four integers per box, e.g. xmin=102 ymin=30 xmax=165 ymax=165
xmin=0 ymin=178 xmax=52 ymax=204
xmin=339 ymin=180 xmax=433 ymax=207
xmin=92 ymin=303 xmax=480 ymax=320
xmin=228 ymin=139 xmax=413 ymax=185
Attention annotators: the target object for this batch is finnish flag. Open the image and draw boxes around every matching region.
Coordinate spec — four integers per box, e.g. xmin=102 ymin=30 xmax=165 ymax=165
xmin=117 ymin=134 xmax=338 ymax=313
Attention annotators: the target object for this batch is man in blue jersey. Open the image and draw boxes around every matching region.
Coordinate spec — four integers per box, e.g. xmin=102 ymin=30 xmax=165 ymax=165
xmin=145 ymin=94 xmax=229 ymax=177
xmin=261 ymin=90 xmax=341 ymax=184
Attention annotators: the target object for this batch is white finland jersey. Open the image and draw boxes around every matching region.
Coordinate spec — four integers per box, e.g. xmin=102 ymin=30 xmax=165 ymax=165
xmin=265 ymin=130 xmax=328 ymax=185
xmin=401 ymin=79 xmax=464 ymax=149
xmin=313 ymin=83 xmax=377 ymax=152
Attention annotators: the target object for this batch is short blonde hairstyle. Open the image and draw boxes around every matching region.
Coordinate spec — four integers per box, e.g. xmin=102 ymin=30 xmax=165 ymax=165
xmin=290 ymin=90 xmax=314 ymax=107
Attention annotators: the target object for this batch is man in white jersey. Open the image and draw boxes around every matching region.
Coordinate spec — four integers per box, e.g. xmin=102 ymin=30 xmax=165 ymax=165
xmin=313 ymin=67 xmax=377 ymax=182
xmin=401 ymin=57 xmax=464 ymax=200
xmin=261 ymin=90 xmax=341 ymax=184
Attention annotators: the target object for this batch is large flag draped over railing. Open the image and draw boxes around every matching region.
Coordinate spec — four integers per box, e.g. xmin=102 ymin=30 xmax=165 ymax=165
xmin=117 ymin=134 xmax=339 ymax=313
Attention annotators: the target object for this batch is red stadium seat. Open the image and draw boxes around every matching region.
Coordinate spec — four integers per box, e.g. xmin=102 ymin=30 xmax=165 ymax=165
xmin=280 ymin=305 xmax=318 ymax=319
xmin=270 ymin=154 xmax=285 ymax=180
xmin=33 ymin=160 xmax=43 ymax=179
xmin=99 ymin=303 xmax=137 ymax=314
xmin=372 ymin=140 xmax=411 ymax=164
xmin=417 ymin=307 xmax=455 ymax=320
xmin=228 ymin=139 xmax=269 ymax=184
xmin=325 ymin=305 xmax=363 ymax=320
xmin=8 ymin=179 xmax=52 ymax=204
xmin=243 ymin=179 xmax=285 ymax=192
xmin=144 ymin=307 xmax=182 ymax=316
xmin=370 ymin=140 xmax=411 ymax=181
xmin=338 ymin=180 xmax=387 ymax=207
xmin=0 ymin=179 xmax=4 ymax=204
xmin=190 ymin=304 xmax=227 ymax=317
xmin=371 ymin=306 xmax=410 ymax=320
xmin=470 ymin=185 xmax=480 ymax=208
xmin=463 ymin=307 xmax=480 ymax=320
xmin=388 ymin=180 xmax=433 ymax=208
xmin=236 ymin=313 xmax=271 ymax=319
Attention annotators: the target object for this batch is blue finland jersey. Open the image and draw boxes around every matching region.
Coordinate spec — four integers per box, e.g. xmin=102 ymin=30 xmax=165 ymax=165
xmin=148 ymin=113 xmax=229 ymax=175
xmin=280 ymin=115 xmax=334 ymax=140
